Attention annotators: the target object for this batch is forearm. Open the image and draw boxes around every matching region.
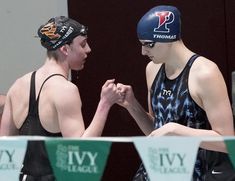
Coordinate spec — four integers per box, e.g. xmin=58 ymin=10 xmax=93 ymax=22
xmin=82 ymin=100 xmax=111 ymax=137
xmin=126 ymin=98 xmax=154 ymax=135
xmin=176 ymin=127 xmax=227 ymax=152
xmin=165 ymin=123 xmax=230 ymax=152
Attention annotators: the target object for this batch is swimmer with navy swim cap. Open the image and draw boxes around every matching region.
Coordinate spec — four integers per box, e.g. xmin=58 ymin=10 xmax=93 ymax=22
xmin=116 ymin=5 xmax=235 ymax=181
xmin=137 ymin=5 xmax=181 ymax=47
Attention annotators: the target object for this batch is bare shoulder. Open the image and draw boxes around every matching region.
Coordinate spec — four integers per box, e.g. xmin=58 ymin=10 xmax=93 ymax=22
xmin=8 ymin=72 xmax=33 ymax=97
xmin=52 ymin=78 xmax=79 ymax=93
xmin=190 ymin=56 xmax=227 ymax=99
xmin=146 ymin=62 xmax=162 ymax=89
xmin=51 ymin=79 xmax=81 ymax=105
xmin=191 ymin=56 xmax=221 ymax=82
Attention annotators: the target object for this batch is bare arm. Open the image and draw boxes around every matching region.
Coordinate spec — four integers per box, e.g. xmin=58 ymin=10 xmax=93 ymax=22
xmin=116 ymin=83 xmax=154 ymax=135
xmin=116 ymin=62 xmax=160 ymax=135
xmin=57 ymin=79 xmax=122 ymax=137
xmin=0 ymin=93 xmax=18 ymax=135
xmin=196 ymin=60 xmax=234 ymax=151
xmin=82 ymin=79 xmax=123 ymax=136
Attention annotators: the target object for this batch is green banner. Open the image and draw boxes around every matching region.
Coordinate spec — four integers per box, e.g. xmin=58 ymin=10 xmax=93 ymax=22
xmin=45 ymin=139 xmax=112 ymax=181
xmin=224 ymin=138 xmax=235 ymax=168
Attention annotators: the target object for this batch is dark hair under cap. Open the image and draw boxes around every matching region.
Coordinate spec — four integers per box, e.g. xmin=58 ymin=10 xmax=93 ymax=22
xmin=37 ymin=16 xmax=88 ymax=50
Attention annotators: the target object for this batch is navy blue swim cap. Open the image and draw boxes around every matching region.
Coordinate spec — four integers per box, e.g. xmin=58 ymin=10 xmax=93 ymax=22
xmin=137 ymin=5 xmax=181 ymax=43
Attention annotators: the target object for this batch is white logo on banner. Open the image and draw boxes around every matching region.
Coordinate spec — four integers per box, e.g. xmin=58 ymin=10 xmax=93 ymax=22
xmin=0 ymin=149 xmax=17 ymax=169
xmin=56 ymin=144 xmax=99 ymax=173
xmin=133 ymin=136 xmax=201 ymax=181
xmin=0 ymin=139 xmax=27 ymax=181
xmin=148 ymin=147 xmax=189 ymax=174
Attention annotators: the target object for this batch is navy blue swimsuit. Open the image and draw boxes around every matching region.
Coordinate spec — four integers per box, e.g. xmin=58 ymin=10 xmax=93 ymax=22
xmin=134 ymin=55 xmax=208 ymax=181
xmin=151 ymin=54 xmax=208 ymax=129
xmin=150 ymin=54 xmax=208 ymax=180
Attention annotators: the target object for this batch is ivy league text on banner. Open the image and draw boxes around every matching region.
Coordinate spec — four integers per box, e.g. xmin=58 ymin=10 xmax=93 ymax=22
xmin=45 ymin=139 xmax=112 ymax=181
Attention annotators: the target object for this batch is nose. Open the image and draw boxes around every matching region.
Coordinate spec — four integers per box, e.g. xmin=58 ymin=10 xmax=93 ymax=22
xmin=86 ymin=43 xmax=91 ymax=53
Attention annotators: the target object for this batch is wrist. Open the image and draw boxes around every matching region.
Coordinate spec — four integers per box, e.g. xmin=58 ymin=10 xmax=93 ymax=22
xmin=126 ymin=97 xmax=139 ymax=111
xmin=99 ymin=98 xmax=112 ymax=110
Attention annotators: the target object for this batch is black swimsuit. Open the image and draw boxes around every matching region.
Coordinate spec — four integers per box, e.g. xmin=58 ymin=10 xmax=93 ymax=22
xmin=19 ymin=71 xmax=65 ymax=180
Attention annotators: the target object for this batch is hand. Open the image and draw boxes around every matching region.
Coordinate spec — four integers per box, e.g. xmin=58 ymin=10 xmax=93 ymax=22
xmin=116 ymin=83 xmax=136 ymax=109
xmin=100 ymin=79 xmax=124 ymax=106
